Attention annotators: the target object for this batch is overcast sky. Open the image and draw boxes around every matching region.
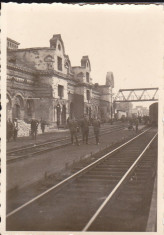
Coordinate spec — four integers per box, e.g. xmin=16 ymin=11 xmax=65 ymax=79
xmin=3 ymin=3 xmax=164 ymax=107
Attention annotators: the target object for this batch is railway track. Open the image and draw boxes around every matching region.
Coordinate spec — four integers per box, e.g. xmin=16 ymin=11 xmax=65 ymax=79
xmin=6 ymin=128 xmax=157 ymax=231
xmin=88 ymin=136 xmax=157 ymax=231
xmin=7 ymin=124 xmax=126 ymax=163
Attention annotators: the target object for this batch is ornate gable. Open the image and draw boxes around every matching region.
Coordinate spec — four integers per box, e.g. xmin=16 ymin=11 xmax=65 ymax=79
xmin=49 ymin=34 xmax=65 ymax=54
xmin=44 ymin=55 xmax=54 ymax=62
xmin=81 ymin=56 xmax=91 ymax=71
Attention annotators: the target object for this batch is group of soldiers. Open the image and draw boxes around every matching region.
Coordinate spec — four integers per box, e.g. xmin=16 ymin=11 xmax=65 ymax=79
xmin=128 ymin=118 xmax=139 ymax=132
xmin=7 ymin=114 xmax=142 ymax=144
xmin=29 ymin=118 xmax=46 ymax=140
xmin=68 ymin=115 xmax=101 ymax=146
xmin=7 ymin=118 xmax=46 ymax=141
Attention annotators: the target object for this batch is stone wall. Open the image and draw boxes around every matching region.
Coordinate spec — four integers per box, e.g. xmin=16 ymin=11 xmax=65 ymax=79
xmin=52 ymin=76 xmax=68 ymax=100
xmin=34 ymin=98 xmax=53 ymax=123
xmin=98 ymin=85 xmax=112 ymax=102
xmin=13 ymin=41 xmax=70 ymax=76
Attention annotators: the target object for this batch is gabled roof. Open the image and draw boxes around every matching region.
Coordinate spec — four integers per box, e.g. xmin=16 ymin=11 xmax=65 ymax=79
xmin=81 ymin=55 xmax=91 ymax=70
xmin=49 ymin=34 xmax=65 ymax=53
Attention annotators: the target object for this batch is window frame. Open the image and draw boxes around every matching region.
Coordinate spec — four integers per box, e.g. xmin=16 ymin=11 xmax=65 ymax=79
xmin=57 ymin=56 xmax=62 ymax=71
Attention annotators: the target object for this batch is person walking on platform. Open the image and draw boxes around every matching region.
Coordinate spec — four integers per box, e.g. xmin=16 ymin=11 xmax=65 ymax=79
xmin=40 ymin=118 xmax=46 ymax=134
xmin=13 ymin=118 xmax=18 ymax=141
xmin=57 ymin=119 xmax=60 ymax=130
xmin=68 ymin=117 xmax=79 ymax=146
xmin=128 ymin=118 xmax=134 ymax=131
xmin=31 ymin=118 xmax=39 ymax=140
xmin=81 ymin=115 xmax=89 ymax=144
xmin=92 ymin=117 xmax=101 ymax=145
xmin=67 ymin=117 xmax=70 ymax=125
xmin=135 ymin=118 xmax=139 ymax=133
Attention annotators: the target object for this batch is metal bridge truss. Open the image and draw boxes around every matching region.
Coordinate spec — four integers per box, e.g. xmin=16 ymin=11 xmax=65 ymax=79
xmin=114 ymin=88 xmax=158 ymax=102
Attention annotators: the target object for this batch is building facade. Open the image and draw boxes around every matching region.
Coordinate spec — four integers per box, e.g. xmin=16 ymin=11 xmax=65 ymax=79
xmin=115 ymin=102 xmax=133 ymax=118
xmin=7 ymin=35 xmax=113 ymax=126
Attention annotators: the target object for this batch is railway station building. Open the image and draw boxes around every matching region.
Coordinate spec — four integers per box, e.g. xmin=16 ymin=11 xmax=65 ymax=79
xmin=7 ymin=35 xmax=114 ymax=127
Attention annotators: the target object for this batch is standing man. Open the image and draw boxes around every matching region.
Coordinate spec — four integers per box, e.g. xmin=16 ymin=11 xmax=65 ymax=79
xmin=7 ymin=119 xmax=13 ymax=142
xmin=57 ymin=119 xmax=60 ymax=130
xmin=31 ymin=118 xmax=35 ymax=139
xmin=66 ymin=116 xmax=70 ymax=129
xmin=13 ymin=118 xmax=18 ymax=141
xmin=68 ymin=117 xmax=79 ymax=146
xmin=135 ymin=118 xmax=139 ymax=133
xmin=128 ymin=118 xmax=134 ymax=131
xmin=40 ymin=118 xmax=46 ymax=134
xmin=31 ymin=118 xmax=39 ymax=140
xmin=81 ymin=115 xmax=89 ymax=144
xmin=92 ymin=116 xmax=101 ymax=145
xmin=67 ymin=116 xmax=70 ymax=125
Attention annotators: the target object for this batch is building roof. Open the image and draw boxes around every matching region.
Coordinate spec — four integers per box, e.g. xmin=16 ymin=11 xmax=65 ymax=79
xmin=50 ymin=34 xmax=65 ymax=53
xmin=7 ymin=37 xmax=20 ymax=45
xmin=9 ymin=47 xmax=54 ymax=52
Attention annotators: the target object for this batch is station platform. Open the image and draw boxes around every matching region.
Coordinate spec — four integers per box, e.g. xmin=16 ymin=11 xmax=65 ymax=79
xmin=7 ymin=122 xmax=144 ymax=152
xmin=7 ymin=128 xmax=70 ymax=151
xmin=7 ymin=123 xmax=118 ymax=151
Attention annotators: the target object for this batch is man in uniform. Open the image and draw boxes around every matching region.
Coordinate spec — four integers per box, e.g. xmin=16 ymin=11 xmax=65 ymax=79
xmin=80 ymin=115 xmax=89 ymax=144
xmin=7 ymin=119 xmax=13 ymax=142
xmin=40 ymin=118 xmax=46 ymax=134
xmin=68 ymin=117 xmax=79 ymax=146
xmin=31 ymin=118 xmax=39 ymax=140
xmin=13 ymin=118 xmax=18 ymax=141
xmin=135 ymin=118 xmax=139 ymax=133
xmin=92 ymin=116 xmax=101 ymax=145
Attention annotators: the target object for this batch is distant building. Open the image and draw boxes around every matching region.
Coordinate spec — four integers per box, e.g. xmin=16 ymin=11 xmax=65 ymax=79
xmin=116 ymin=110 xmax=127 ymax=120
xmin=7 ymin=35 xmax=113 ymax=126
xmin=132 ymin=106 xmax=149 ymax=117
xmin=135 ymin=106 xmax=149 ymax=116
xmin=115 ymin=102 xmax=133 ymax=118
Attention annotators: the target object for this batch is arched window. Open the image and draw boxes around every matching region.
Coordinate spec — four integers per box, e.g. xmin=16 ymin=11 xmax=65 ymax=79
xmin=26 ymin=99 xmax=34 ymax=117
xmin=13 ymin=95 xmax=24 ymax=119
xmin=57 ymin=57 xmax=62 ymax=71
xmin=86 ymin=90 xmax=90 ymax=101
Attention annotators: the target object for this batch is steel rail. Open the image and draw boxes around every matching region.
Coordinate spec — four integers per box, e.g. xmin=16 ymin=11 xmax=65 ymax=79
xmin=6 ymin=127 xmax=151 ymax=218
xmin=82 ymin=132 xmax=157 ymax=231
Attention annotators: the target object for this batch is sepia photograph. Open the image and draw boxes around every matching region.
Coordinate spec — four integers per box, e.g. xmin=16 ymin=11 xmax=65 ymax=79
xmin=1 ymin=3 xmax=163 ymax=234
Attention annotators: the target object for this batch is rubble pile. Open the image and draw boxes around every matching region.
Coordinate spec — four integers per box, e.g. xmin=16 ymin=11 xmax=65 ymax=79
xmin=17 ymin=120 xmax=31 ymax=137
xmin=17 ymin=120 xmax=49 ymax=137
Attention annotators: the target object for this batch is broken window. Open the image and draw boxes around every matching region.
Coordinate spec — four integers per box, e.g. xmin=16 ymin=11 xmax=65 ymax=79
xmin=58 ymin=85 xmax=64 ymax=99
xmin=87 ymin=90 xmax=90 ymax=101
xmin=57 ymin=56 xmax=62 ymax=71
xmin=86 ymin=72 xmax=89 ymax=83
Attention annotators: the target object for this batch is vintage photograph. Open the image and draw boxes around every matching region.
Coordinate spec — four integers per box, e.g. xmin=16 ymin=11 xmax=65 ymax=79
xmin=1 ymin=3 xmax=163 ymax=233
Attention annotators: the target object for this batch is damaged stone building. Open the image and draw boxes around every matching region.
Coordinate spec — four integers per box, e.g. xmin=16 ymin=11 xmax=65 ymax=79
xmin=7 ymin=35 xmax=114 ymax=126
